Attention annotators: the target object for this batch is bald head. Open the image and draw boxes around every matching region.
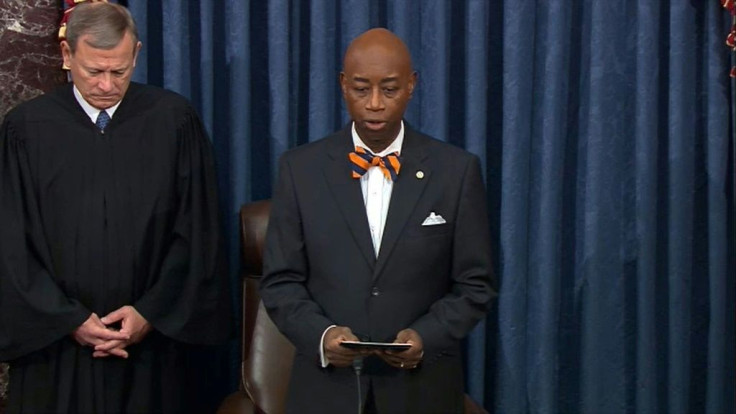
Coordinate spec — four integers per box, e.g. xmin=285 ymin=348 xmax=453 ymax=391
xmin=343 ymin=28 xmax=413 ymax=73
xmin=340 ymin=28 xmax=416 ymax=152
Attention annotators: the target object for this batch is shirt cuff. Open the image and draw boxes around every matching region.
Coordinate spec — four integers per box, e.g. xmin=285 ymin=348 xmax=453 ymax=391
xmin=319 ymin=325 xmax=337 ymax=368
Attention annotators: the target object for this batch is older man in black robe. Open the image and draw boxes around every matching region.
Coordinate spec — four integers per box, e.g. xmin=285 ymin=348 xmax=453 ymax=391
xmin=0 ymin=3 xmax=231 ymax=413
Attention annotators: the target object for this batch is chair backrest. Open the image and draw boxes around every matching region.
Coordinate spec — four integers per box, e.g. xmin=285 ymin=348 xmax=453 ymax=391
xmin=239 ymin=200 xmax=294 ymax=414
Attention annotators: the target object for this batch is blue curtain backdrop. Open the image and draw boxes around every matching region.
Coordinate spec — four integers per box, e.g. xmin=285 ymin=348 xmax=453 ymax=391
xmin=114 ymin=0 xmax=734 ymax=412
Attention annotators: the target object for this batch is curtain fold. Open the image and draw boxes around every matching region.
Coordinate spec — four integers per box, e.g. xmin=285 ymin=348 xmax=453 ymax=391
xmin=117 ymin=1 xmax=734 ymax=412
xmin=633 ymin=4 xmax=661 ymax=412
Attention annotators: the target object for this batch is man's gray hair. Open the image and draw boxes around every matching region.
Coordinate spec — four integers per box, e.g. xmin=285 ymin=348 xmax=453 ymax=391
xmin=66 ymin=2 xmax=139 ymax=53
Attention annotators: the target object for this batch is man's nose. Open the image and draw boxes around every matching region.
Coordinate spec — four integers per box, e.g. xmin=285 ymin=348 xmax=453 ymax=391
xmin=97 ymin=73 xmax=113 ymax=92
xmin=366 ymin=88 xmax=385 ymax=110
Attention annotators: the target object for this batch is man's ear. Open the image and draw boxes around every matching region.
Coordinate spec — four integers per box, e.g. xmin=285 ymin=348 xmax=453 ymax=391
xmin=61 ymin=40 xmax=72 ymax=68
xmin=408 ymin=71 xmax=417 ymax=96
xmin=132 ymin=41 xmax=142 ymax=67
xmin=339 ymin=72 xmax=347 ymax=94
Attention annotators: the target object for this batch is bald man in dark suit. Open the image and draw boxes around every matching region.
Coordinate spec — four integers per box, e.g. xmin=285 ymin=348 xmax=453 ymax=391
xmin=260 ymin=28 xmax=496 ymax=414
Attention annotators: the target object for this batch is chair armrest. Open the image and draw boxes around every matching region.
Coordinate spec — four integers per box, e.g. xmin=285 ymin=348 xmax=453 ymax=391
xmin=217 ymin=391 xmax=256 ymax=414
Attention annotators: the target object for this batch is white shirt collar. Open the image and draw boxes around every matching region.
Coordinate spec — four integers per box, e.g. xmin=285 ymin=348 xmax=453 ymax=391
xmin=72 ymin=85 xmax=122 ymax=124
xmin=351 ymin=121 xmax=404 ymax=156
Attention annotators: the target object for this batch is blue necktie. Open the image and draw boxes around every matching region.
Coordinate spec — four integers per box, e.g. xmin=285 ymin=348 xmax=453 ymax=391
xmin=96 ymin=110 xmax=110 ymax=131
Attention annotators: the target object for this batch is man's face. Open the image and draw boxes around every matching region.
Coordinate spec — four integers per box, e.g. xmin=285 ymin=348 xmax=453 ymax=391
xmin=340 ymin=44 xmax=416 ymax=151
xmin=61 ymin=31 xmax=140 ymax=110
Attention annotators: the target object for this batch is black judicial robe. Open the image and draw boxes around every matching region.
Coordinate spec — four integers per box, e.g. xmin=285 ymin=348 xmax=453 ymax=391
xmin=0 ymin=82 xmax=231 ymax=413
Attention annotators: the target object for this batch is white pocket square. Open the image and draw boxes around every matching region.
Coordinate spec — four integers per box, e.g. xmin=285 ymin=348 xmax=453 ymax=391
xmin=421 ymin=212 xmax=446 ymax=226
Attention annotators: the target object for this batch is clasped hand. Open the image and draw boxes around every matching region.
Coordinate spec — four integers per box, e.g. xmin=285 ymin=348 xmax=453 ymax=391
xmin=71 ymin=306 xmax=152 ymax=359
xmin=324 ymin=326 xmax=424 ymax=370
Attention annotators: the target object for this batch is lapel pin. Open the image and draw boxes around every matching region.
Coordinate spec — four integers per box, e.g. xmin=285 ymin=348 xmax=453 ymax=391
xmin=416 ymin=171 xmax=424 ymax=179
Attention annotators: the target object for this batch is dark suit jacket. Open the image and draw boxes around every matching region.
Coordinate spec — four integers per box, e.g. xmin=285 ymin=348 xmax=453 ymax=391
xmin=261 ymin=124 xmax=496 ymax=414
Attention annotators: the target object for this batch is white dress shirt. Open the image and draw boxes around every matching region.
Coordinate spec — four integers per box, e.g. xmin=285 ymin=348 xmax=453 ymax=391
xmin=352 ymin=121 xmax=404 ymax=257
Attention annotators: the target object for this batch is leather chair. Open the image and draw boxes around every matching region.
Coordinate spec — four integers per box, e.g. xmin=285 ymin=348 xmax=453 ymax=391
xmin=218 ymin=199 xmax=294 ymax=414
xmin=218 ymin=199 xmax=488 ymax=414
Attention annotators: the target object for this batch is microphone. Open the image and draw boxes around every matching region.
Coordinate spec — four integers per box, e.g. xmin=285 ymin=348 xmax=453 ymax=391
xmin=352 ymin=356 xmax=363 ymax=375
xmin=353 ymin=357 xmax=364 ymax=414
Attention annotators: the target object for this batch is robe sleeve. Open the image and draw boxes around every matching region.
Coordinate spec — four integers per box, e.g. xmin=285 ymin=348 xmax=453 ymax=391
xmin=0 ymin=117 xmax=91 ymax=362
xmin=133 ymin=107 xmax=232 ymax=345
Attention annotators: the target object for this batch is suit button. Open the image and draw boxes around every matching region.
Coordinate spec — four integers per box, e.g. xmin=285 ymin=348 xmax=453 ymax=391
xmin=371 ymin=287 xmax=380 ymax=297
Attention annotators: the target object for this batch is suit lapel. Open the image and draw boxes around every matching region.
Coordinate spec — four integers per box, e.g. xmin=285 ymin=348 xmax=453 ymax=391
xmin=374 ymin=128 xmax=431 ymax=279
xmin=323 ymin=128 xmax=377 ymax=269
